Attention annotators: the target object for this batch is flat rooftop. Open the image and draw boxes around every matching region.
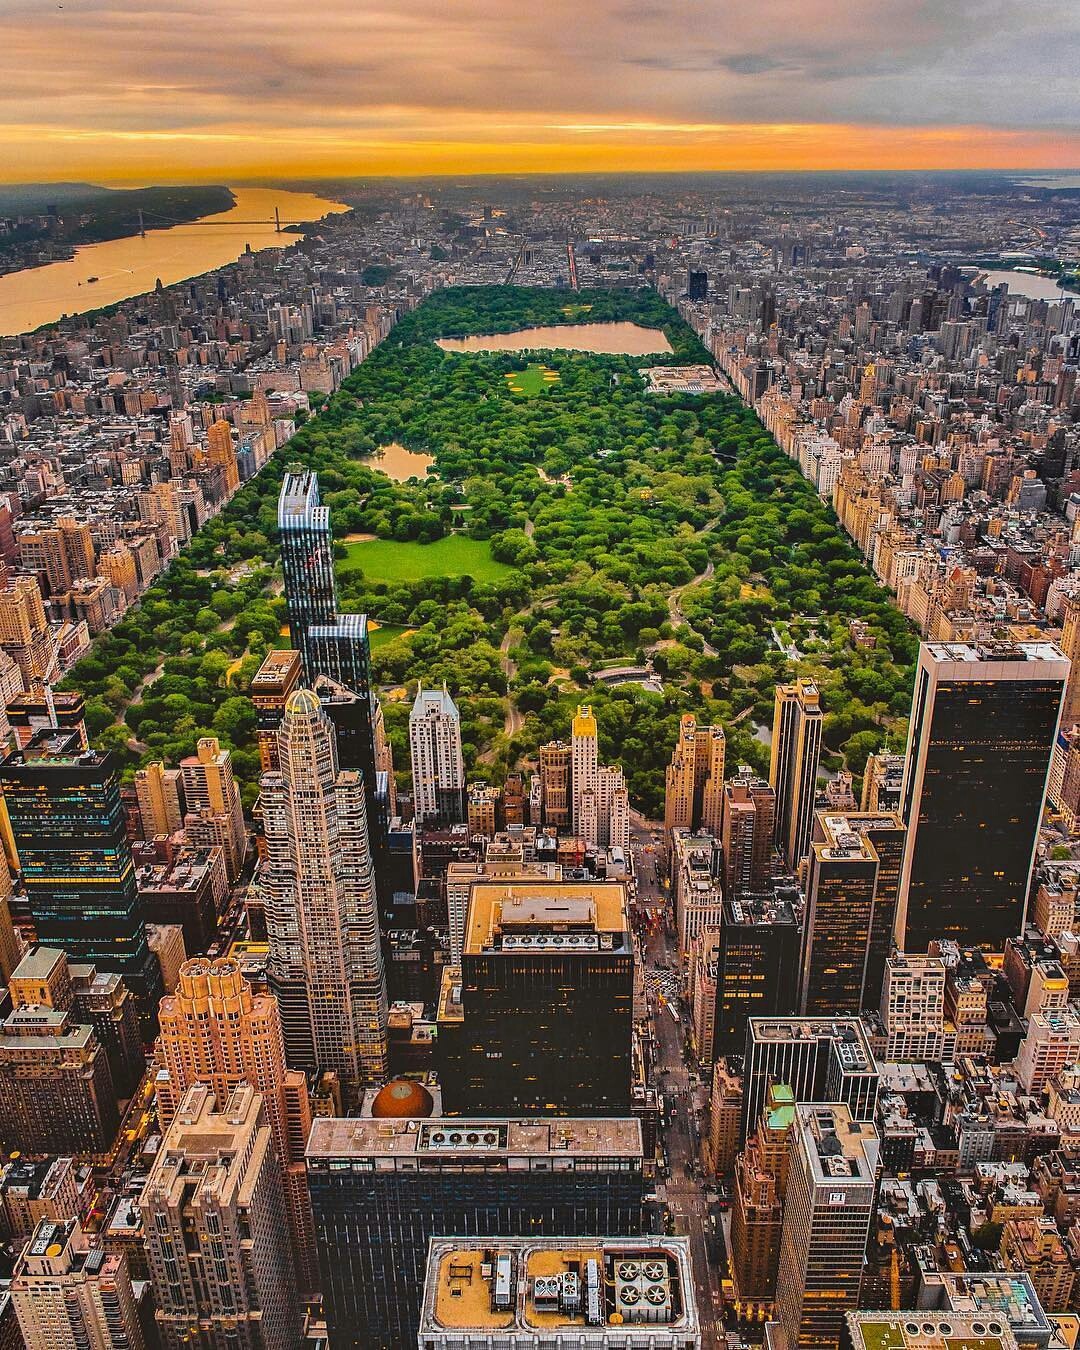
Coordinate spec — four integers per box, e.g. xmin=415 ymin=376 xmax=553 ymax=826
xmin=419 ymin=1237 xmax=698 ymax=1340
xmin=848 ymin=1315 xmax=1016 ymax=1350
xmin=465 ymin=879 xmax=628 ymax=955
xmin=306 ymin=1115 xmax=643 ymax=1163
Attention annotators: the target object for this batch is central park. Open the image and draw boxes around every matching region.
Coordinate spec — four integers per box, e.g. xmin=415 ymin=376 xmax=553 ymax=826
xmin=63 ymin=285 xmax=918 ymax=816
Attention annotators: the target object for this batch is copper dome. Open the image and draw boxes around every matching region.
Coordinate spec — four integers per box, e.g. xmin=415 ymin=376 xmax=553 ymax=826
xmin=370 ymin=1079 xmax=435 ymax=1119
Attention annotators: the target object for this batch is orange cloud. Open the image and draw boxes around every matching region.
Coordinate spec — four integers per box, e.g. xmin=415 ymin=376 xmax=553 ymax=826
xmin=0 ymin=0 xmax=1076 ymax=182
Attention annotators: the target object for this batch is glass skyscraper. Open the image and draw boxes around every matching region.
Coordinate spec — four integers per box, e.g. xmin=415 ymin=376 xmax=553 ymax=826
xmin=0 ymin=730 xmax=162 ymax=1031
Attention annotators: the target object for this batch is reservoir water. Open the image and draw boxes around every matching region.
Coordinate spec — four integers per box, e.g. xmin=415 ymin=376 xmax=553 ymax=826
xmin=0 ymin=187 xmax=348 ymax=337
xmin=435 ymin=321 xmax=673 ymax=356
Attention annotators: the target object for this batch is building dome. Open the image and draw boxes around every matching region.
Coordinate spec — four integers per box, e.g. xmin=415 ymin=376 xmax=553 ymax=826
xmin=370 ymin=1079 xmax=435 ymax=1119
xmin=285 ymin=688 xmax=321 ymax=717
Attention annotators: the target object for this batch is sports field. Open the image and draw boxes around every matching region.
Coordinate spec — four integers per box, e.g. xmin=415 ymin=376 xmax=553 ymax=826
xmin=341 ymin=533 xmax=513 ymax=583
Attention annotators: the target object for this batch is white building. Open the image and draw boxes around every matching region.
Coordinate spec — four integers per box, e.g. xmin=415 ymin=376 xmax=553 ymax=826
xmin=11 ymin=1218 xmax=145 ymax=1350
xmin=1016 ymin=1010 xmax=1080 ymax=1095
xmin=409 ymin=685 xmax=466 ymax=824
xmin=881 ymin=954 xmax=946 ymax=1063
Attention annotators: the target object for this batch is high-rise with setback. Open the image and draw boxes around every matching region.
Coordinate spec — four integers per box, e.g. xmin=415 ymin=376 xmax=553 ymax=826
xmin=153 ymin=956 xmax=317 ymax=1295
xmin=259 ymin=689 xmax=388 ymax=1103
xmin=896 ymin=642 xmax=1068 ymax=951
xmin=141 ymin=1083 xmax=301 ymax=1350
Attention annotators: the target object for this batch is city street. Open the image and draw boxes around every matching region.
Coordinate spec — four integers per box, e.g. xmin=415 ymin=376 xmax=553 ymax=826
xmin=630 ymin=819 xmax=726 ymax=1350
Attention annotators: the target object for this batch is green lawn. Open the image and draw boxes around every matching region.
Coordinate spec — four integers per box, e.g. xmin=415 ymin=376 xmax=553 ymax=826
xmin=505 ymin=363 xmax=559 ymax=396
xmin=369 ymin=623 xmax=412 ymax=652
xmin=341 ymin=534 xmax=514 ymax=583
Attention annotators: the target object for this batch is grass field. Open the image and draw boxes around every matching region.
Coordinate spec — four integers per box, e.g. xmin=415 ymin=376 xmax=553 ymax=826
xmin=505 ymin=363 xmax=559 ymax=396
xmin=341 ymin=533 xmax=514 ymax=582
xmin=369 ymin=622 xmax=413 ymax=652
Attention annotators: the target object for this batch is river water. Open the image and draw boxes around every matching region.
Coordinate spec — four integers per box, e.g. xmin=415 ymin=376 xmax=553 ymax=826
xmin=0 ymin=187 xmax=348 ymax=336
xmin=979 ymin=268 xmax=1075 ymax=302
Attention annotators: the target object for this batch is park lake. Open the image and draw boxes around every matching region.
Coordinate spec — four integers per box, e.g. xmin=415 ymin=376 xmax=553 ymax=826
xmin=366 ymin=443 xmax=435 ymax=481
xmin=435 ymin=321 xmax=673 ymax=356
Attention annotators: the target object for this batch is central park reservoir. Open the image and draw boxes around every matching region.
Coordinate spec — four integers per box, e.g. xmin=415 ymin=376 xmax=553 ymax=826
xmin=0 ymin=186 xmax=348 ymax=337
xmin=435 ymin=321 xmax=673 ymax=355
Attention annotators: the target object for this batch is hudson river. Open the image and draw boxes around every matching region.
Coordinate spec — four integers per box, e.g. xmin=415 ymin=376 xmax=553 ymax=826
xmin=0 ymin=187 xmax=348 ymax=336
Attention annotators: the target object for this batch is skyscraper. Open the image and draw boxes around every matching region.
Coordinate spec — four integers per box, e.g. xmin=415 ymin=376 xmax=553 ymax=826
xmin=772 ymin=1103 xmax=879 ymax=1350
xmin=896 ymin=642 xmax=1068 ymax=952
xmin=664 ymin=713 xmax=726 ymax=835
xmin=409 ymin=685 xmax=466 ymax=825
xmin=539 ymin=740 xmax=571 ymax=828
xmin=800 ymin=811 xmax=905 ymax=1016
xmin=11 ymin=1218 xmax=145 ymax=1350
xmin=180 ymin=736 xmax=247 ymax=883
xmin=437 ymin=878 xmax=634 ymax=1116
xmin=721 ymin=768 xmax=777 ymax=899
xmin=714 ymin=889 xmax=801 ymax=1058
xmin=154 ymin=956 xmax=317 ymax=1295
xmin=1059 ymin=596 xmax=1080 ymax=730
xmin=141 ymin=1083 xmax=301 ymax=1350
xmin=769 ymin=679 xmax=823 ymax=871
xmin=741 ymin=1017 xmax=879 ymax=1142
xmin=572 ymin=704 xmax=599 ymax=840
xmin=417 ymin=1236 xmax=700 ymax=1348
xmin=278 ymin=468 xmax=373 ymax=696
xmin=0 ymin=730 xmax=162 ymax=1028
xmin=278 ymin=467 xmax=336 ymax=669
xmin=259 ymin=689 xmax=388 ymax=1101
xmin=307 ymin=1114 xmax=644 ymax=1350
xmin=134 ymin=761 xmax=185 ymax=838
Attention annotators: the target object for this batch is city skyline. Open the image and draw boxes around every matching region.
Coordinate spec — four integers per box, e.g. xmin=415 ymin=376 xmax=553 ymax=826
xmin=1 ymin=0 xmax=1079 ymax=182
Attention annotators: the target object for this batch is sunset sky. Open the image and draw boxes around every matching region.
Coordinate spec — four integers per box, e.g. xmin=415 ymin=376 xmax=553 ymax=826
xmin=3 ymin=0 xmax=1079 ymax=183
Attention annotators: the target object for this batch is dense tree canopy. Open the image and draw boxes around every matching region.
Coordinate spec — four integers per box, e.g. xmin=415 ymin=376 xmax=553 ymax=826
xmin=63 ymin=286 xmax=916 ymax=817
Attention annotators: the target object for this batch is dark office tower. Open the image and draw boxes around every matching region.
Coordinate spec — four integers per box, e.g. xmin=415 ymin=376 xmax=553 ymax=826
xmin=307 ymin=1115 xmax=644 ymax=1350
xmin=714 ymin=889 xmax=801 ymax=1058
xmin=896 ymin=641 xmax=1068 ymax=952
xmin=688 ymin=269 xmax=708 ymax=302
xmin=801 ymin=811 xmax=906 ymax=1016
xmin=0 ymin=731 xmax=162 ymax=1031
xmin=437 ymin=879 xmax=634 ymax=1115
xmin=770 ymin=680 xmax=823 ymax=871
xmin=740 ymin=1017 xmax=878 ymax=1143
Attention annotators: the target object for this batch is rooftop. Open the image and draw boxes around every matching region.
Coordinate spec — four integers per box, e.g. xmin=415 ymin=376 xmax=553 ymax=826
xmin=306 ymin=1115 xmax=643 ymax=1163
xmin=464 ymin=879 xmax=628 ymax=955
xmin=419 ymin=1238 xmax=698 ymax=1340
xmin=847 ymin=1313 xmax=1017 ymax=1350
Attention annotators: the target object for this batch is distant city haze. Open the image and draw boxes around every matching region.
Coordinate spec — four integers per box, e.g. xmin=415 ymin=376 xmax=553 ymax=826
xmin=0 ymin=187 xmax=347 ymax=335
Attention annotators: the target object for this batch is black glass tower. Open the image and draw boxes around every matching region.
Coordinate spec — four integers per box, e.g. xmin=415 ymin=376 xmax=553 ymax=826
xmin=897 ymin=641 xmax=1068 ymax=952
xmin=0 ymin=730 xmax=162 ymax=1032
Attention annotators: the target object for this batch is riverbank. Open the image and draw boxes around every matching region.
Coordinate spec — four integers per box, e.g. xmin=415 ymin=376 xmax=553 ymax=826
xmin=0 ymin=185 xmax=236 ymax=280
xmin=0 ymin=186 xmax=348 ymax=336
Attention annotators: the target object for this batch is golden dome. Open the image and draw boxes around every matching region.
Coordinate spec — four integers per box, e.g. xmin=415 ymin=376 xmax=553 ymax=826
xmin=370 ymin=1079 xmax=435 ymax=1119
xmin=285 ymin=688 xmax=321 ymax=717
